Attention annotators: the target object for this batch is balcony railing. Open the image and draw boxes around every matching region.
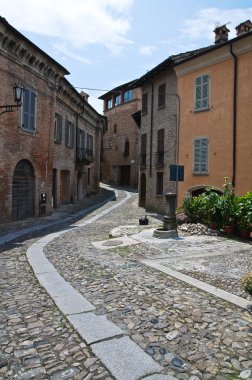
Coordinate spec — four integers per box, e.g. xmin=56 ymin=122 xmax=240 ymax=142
xmin=140 ymin=153 xmax=147 ymax=168
xmin=155 ymin=151 xmax=164 ymax=167
xmin=76 ymin=148 xmax=94 ymax=164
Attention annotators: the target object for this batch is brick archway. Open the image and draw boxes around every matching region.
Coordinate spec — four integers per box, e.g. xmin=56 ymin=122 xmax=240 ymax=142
xmin=12 ymin=159 xmax=35 ymax=220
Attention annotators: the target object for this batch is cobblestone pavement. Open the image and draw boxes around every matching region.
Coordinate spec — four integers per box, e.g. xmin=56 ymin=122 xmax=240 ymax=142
xmin=0 ymin=187 xmax=125 ymax=380
xmin=43 ymin=189 xmax=252 ymax=380
xmin=1 ymin=187 xmax=252 ymax=380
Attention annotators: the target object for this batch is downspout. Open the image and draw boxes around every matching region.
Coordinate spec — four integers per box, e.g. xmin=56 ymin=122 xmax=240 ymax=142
xmin=230 ymin=43 xmax=237 ymax=187
xmin=149 ymin=82 xmax=154 ymax=178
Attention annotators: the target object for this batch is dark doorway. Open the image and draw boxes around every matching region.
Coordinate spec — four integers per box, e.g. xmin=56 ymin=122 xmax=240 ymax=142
xmin=139 ymin=173 xmax=146 ymax=207
xmin=60 ymin=170 xmax=70 ymax=204
xmin=12 ymin=160 xmax=35 ymax=220
xmin=120 ymin=165 xmax=131 ymax=186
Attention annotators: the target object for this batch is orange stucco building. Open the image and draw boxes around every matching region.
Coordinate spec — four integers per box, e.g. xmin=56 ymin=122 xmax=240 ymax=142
xmin=175 ymin=22 xmax=252 ymax=206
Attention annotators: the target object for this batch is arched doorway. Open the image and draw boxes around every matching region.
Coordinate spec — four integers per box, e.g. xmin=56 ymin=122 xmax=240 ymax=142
xmin=139 ymin=173 xmax=146 ymax=207
xmin=12 ymin=160 xmax=35 ymax=220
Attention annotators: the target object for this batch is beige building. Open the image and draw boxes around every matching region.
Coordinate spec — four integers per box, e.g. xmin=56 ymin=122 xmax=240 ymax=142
xmin=99 ymin=81 xmax=141 ymax=187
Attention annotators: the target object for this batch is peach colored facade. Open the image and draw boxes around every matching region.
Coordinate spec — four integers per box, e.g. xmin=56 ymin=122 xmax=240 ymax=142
xmin=175 ymin=34 xmax=252 ymax=206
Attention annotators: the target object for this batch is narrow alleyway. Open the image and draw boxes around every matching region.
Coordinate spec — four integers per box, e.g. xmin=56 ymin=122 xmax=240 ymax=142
xmin=0 ymin=186 xmax=251 ymax=380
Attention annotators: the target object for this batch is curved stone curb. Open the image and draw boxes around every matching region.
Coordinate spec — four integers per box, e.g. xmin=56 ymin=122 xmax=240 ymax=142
xmin=26 ymin=190 xmax=173 ymax=380
xmin=0 ymin=190 xmax=117 ymax=246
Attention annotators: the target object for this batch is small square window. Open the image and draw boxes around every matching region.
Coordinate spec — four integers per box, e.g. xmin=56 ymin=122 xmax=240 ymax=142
xmin=123 ymin=90 xmax=133 ymax=103
xmin=107 ymin=98 xmax=113 ymax=109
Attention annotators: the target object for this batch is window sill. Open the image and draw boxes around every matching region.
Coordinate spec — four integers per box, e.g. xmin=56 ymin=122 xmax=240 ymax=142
xmin=157 ymin=105 xmax=165 ymax=110
xmin=54 ymin=140 xmax=62 ymax=144
xmin=193 ymin=107 xmax=210 ymax=113
xmin=21 ymin=127 xmax=36 ymax=135
xmin=156 ymin=194 xmax=163 ymax=197
xmin=141 ymin=111 xmax=148 ymax=116
xmin=193 ymin=172 xmax=209 ymax=176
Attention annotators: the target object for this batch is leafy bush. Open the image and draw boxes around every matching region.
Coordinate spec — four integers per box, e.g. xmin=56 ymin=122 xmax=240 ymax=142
xmin=241 ymin=273 xmax=252 ymax=295
xmin=235 ymin=192 xmax=252 ymax=232
xmin=181 ymin=178 xmax=252 ymax=233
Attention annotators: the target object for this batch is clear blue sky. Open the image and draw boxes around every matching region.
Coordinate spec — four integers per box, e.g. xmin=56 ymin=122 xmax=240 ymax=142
xmin=1 ymin=0 xmax=252 ymax=112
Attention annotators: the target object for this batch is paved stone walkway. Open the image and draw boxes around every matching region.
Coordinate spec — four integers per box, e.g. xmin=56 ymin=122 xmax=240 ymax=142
xmin=1 ymin=186 xmax=251 ymax=380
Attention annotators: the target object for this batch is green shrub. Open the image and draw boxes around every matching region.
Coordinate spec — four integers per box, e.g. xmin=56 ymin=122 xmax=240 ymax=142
xmin=241 ymin=273 xmax=252 ymax=295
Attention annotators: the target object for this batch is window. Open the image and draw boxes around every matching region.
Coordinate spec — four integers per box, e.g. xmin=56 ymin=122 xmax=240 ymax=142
xmin=124 ymin=140 xmax=130 ymax=156
xmin=77 ymin=128 xmax=85 ymax=149
xmin=140 ymin=134 xmax=147 ymax=167
xmin=193 ymin=138 xmax=209 ymax=174
xmin=156 ymin=172 xmax=163 ymax=195
xmin=156 ymin=129 xmax=164 ymax=166
xmin=87 ymin=168 xmax=90 ymax=185
xmin=115 ymin=95 xmax=121 ymax=106
xmin=158 ymin=83 xmax=166 ymax=108
xmin=87 ymin=133 xmax=93 ymax=152
xmin=195 ymin=74 xmax=209 ymax=111
xmin=107 ymin=98 xmax=113 ymax=109
xmin=114 ymin=124 xmax=117 ymax=133
xmin=54 ymin=113 xmax=62 ymax=143
xmin=65 ymin=119 xmax=75 ymax=148
xmin=76 ymin=128 xmax=85 ymax=161
xmin=142 ymin=93 xmax=148 ymax=114
xmin=22 ymin=88 xmax=36 ymax=131
xmin=123 ymin=90 xmax=133 ymax=103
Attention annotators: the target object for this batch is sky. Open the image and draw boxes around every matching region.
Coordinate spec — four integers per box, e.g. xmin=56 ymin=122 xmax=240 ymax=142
xmin=1 ymin=0 xmax=252 ymax=113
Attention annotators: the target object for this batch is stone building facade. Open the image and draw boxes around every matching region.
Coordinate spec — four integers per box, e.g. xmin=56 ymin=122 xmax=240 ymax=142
xmin=99 ymin=81 xmax=141 ymax=187
xmin=0 ymin=17 xmax=104 ymax=223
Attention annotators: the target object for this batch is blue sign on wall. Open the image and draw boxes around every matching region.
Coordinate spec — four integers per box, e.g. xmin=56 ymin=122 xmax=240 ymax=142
xmin=170 ymin=165 xmax=184 ymax=182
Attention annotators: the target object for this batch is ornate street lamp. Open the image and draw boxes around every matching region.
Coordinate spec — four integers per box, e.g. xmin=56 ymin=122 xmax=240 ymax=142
xmin=0 ymin=84 xmax=23 ymax=116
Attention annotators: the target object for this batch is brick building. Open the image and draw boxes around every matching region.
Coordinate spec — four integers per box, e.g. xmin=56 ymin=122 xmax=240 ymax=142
xmin=99 ymin=81 xmax=141 ymax=187
xmin=132 ymin=50 xmax=207 ymax=214
xmin=0 ymin=17 xmax=104 ymax=222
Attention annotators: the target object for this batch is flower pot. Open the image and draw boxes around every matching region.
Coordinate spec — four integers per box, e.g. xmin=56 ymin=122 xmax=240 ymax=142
xmin=238 ymin=230 xmax=250 ymax=238
xmin=223 ymin=225 xmax=234 ymax=234
xmin=209 ymin=222 xmax=218 ymax=230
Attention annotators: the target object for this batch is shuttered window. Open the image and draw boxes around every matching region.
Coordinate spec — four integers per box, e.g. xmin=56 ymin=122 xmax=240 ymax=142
xmin=158 ymin=83 xmax=166 ymax=108
xmin=87 ymin=134 xmax=93 ymax=151
xmin=65 ymin=120 xmax=75 ymax=148
xmin=142 ymin=93 xmax=148 ymax=114
xmin=193 ymin=138 xmax=209 ymax=174
xmin=22 ymin=89 xmax=36 ymax=131
xmin=54 ymin=113 xmax=62 ymax=143
xmin=195 ymin=75 xmax=209 ymax=111
xmin=77 ymin=128 xmax=85 ymax=149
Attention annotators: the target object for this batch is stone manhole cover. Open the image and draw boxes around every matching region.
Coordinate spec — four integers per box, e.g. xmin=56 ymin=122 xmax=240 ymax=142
xmin=102 ymin=239 xmax=123 ymax=247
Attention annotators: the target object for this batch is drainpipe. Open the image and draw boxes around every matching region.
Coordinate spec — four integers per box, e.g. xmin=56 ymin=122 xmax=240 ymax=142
xmin=149 ymin=82 xmax=154 ymax=178
xmin=230 ymin=43 xmax=237 ymax=188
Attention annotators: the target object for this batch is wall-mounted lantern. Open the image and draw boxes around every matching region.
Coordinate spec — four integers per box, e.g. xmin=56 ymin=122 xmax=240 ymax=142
xmin=0 ymin=84 xmax=23 ymax=116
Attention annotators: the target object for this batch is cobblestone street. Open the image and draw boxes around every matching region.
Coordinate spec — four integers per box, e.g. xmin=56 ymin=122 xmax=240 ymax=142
xmin=0 ymin=186 xmax=252 ymax=380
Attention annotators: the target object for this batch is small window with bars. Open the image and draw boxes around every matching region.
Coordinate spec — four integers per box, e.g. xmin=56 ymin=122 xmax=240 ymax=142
xmin=195 ymin=74 xmax=209 ymax=111
xmin=193 ymin=138 xmax=209 ymax=174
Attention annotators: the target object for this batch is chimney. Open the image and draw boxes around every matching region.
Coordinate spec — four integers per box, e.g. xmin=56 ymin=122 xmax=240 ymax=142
xmin=236 ymin=20 xmax=252 ymax=36
xmin=213 ymin=24 xmax=230 ymax=45
xmin=80 ymin=91 xmax=89 ymax=102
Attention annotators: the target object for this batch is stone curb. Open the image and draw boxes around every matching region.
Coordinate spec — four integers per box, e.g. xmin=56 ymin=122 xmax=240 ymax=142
xmin=25 ymin=191 xmax=175 ymax=380
xmin=142 ymin=260 xmax=251 ymax=309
